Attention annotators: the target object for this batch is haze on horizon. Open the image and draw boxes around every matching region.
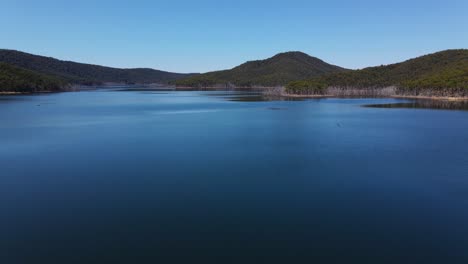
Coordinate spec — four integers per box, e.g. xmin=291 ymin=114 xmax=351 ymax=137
xmin=2 ymin=0 xmax=467 ymax=73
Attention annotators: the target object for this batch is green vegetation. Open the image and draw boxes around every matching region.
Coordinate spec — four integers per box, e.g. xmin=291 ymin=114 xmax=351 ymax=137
xmin=2 ymin=48 xmax=467 ymax=96
xmin=175 ymin=52 xmax=345 ymax=88
xmin=286 ymin=50 xmax=468 ymax=96
xmin=0 ymin=63 xmax=66 ymax=93
xmin=0 ymin=49 xmax=195 ymax=86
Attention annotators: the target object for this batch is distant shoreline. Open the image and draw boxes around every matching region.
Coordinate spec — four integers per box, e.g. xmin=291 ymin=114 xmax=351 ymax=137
xmin=0 ymin=91 xmax=56 ymax=96
xmin=271 ymin=86 xmax=468 ymax=101
xmin=175 ymin=86 xmax=468 ymax=101
xmin=389 ymin=95 xmax=468 ymax=101
xmin=281 ymin=93 xmax=468 ymax=101
xmin=2 ymin=87 xmax=468 ymax=101
xmin=0 ymin=91 xmax=24 ymax=95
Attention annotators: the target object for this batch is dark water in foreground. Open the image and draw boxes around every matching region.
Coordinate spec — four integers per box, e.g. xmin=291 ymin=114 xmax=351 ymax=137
xmin=1 ymin=89 xmax=468 ymax=263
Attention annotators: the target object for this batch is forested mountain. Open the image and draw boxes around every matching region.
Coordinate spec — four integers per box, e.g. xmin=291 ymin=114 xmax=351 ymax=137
xmin=286 ymin=49 xmax=468 ymax=96
xmin=2 ymin=49 xmax=467 ymax=96
xmin=175 ymin=52 xmax=346 ymax=87
xmin=0 ymin=49 xmax=195 ymax=85
xmin=0 ymin=62 xmax=66 ymax=93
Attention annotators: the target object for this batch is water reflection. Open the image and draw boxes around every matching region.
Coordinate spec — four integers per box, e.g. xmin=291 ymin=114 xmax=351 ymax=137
xmin=113 ymin=88 xmax=175 ymax=92
xmin=92 ymin=86 xmax=304 ymax=102
xmin=202 ymin=92 xmax=304 ymax=102
xmin=0 ymin=95 xmax=31 ymax=104
xmin=364 ymin=99 xmax=468 ymax=111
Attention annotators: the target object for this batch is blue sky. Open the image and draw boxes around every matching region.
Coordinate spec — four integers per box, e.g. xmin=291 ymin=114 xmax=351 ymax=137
xmin=2 ymin=0 xmax=467 ymax=73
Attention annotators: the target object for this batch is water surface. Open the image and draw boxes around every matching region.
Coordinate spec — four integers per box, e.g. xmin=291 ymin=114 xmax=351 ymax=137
xmin=1 ymin=89 xmax=468 ymax=263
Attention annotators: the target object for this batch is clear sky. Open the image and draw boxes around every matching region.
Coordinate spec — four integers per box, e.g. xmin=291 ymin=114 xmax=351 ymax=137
xmin=2 ymin=0 xmax=467 ymax=73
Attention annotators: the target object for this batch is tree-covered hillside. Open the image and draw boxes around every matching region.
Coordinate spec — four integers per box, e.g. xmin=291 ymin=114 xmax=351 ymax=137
xmin=0 ymin=49 xmax=195 ymax=85
xmin=0 ymin=63 xmax=66 ymax=93
xmin=286 ymin=50 xmax=468 ymax=96
xmin=175 ymin=52 xmax=345 ymax=88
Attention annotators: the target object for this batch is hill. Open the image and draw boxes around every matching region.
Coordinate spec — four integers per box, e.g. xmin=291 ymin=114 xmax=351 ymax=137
xmin=0 ymin=49 xmax=195 ymax=85
xmin=0 ymin=62 xmax=66 ymax=93
xmin=286 ymin=49 xmax=468 ymax=97
xmin=175 ymin=52 xmax=346 ymax=88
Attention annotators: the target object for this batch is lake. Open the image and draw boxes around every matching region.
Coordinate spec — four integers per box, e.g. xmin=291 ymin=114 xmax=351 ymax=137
xmin=1 ymin=89 xmax=468 ymax=263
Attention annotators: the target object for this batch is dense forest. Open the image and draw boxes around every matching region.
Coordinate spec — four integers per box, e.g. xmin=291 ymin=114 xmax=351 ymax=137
xmin=1 ymin=49 xmax=467 ymax=96
xmin=0 ymin=49 xmax=195 ymax=86
xmin=0 ymin=63 xmax=66 ymax=93
xmin=286 ymin=50 xmax=468 ymax=97
xmin=174 ymin=52 xmax=345 ymax=88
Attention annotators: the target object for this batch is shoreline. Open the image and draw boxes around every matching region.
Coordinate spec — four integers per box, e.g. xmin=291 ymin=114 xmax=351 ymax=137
xmin=174 ymin=86 xmax=468 ymax=101
xmin=389 ymin=95 xmax=468 ymax=101
xmin=280 ymin=93 xmax=332 ymax=99
xmin=280 ymin=93 xmax=468 ymax=101
xmin=2 ymin=87 xmax=468 ymax=101
xmin=0 ymin=90 xmax=57 ymax=96
xmin=0 ymin=92 xmax=25 ymax=95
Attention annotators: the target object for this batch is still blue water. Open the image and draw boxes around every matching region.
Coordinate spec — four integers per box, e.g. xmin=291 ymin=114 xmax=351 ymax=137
xmin=1 ymin=89 xmax=468 ymax=263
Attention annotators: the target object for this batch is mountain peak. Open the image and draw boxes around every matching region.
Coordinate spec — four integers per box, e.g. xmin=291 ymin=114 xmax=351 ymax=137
xmin=176 ymin=51 xmax=346 ymax=87
xmin=274 ymin=51 xmax=309 ymax=56
xmin=273 ymin=51 xmax=312 ymax=58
